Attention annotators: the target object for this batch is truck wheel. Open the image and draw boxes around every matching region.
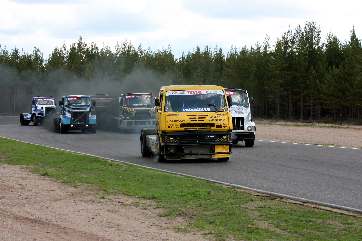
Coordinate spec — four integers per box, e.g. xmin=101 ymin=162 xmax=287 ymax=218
xmin=20 ymin=114 xmax=29 ymax=126
xmin=53 ymin=119 xmax=59 ymax=132
xmin=218 ymin=158 xmax=229 ymax=162
xmin=31 ymin=114 xmax=38 ymax=126
xmin=60 ymin=124 xmax=67 ymax=134
xmin=140 ymin=134 xmax=152 ymax=157
xmin=245 ymin=139 xmax=254 ymax=147
xmin=158 ymin=153 xmax=166 ymax=162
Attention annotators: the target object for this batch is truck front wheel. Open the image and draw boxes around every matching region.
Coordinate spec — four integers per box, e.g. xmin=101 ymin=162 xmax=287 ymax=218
xmin=245 ymin=139 xmax=254 ymax=147
xmin=20 ymin=114 xmax=29 ymax=126
xmin=218 ymin=158 xmax=229 ymax=162
xmin=140 ymin=134 xmax=152 ymax=157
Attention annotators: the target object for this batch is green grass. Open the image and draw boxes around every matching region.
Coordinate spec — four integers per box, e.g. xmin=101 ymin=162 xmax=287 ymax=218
xmin=1 ymin=138 xmax=362 ymax=240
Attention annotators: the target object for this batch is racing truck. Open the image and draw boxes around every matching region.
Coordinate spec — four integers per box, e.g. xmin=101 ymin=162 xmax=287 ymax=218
xmin=140 ymin=85 xmax=233 ymax=162
xmin=91 ymin=92 xmax=156 ymax=131
xmin=53 ymin=95 xmax=96 ymax=133
xmin=20 ymin=96 xmax=56 ymax=126
xmin=225 ymin=88 xmax=256 ymax=147
xmin=118 ymin=92 xmax=156 ymax=131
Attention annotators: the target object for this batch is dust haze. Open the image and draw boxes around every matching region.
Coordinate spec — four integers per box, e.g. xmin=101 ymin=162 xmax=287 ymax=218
xmin=0 ymin=63 xmax=173 ymax=113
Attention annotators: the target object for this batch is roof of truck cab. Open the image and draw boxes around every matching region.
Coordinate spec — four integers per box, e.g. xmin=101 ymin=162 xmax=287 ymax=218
xmin=32 ymin=96 xmax=54 ymax=99
xmin=160 ymin=85 xmax=225 ymax=91
xmin=63 ymin=95 xmax=91 ymax=98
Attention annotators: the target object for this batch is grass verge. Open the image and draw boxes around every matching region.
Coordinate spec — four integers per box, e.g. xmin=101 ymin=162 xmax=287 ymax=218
xmin=1 ymin=137 xmax=362 ymax=240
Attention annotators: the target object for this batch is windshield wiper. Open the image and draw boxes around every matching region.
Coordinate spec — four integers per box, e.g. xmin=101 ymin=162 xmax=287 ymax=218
xmin=208 ymin=103 xmax=220 ymax=112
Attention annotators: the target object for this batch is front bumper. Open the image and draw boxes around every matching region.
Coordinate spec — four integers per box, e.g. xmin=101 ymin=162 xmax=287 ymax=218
xmin=160 ymin=132 xmax=232 ymax=160
xmin=119 ymin=119 xmax=156 ymax=129
xmin=231 ymin=131 xmax=255 ymax=141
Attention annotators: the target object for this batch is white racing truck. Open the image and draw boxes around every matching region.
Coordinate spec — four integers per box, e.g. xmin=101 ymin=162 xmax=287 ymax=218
xmin=225 ymin=88 xmax=256 ymax=147
xmin=20 ymin=96 xmax=56 ymax=126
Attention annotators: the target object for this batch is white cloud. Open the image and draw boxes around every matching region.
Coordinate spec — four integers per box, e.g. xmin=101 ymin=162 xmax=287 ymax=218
xmin=0 ymin=0 xmax=361 ymax=58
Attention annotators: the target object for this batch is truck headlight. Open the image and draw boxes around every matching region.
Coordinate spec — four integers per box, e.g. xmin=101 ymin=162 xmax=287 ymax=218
xmin=247 ymin=126 xmax=255 ymax=131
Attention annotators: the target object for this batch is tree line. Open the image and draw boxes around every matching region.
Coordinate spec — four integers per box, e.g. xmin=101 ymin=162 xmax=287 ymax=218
xmin=0 ymin=22 xmax=361 ymax=123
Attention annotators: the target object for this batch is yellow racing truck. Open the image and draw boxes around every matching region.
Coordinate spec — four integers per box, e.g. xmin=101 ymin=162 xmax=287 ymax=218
xmin=140 ymin=85 xmax=233 ymax=162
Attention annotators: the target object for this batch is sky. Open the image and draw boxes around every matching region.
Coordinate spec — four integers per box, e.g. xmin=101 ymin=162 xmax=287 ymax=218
xmin=0 ymin=0 xmax=361 ymax=58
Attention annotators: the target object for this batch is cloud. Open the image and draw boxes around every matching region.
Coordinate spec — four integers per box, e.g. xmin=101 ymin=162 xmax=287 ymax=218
xmin=0 ymin=0 xmax=361 ymax=59
xmin=182 ymin=0 xmax=307 ymax=19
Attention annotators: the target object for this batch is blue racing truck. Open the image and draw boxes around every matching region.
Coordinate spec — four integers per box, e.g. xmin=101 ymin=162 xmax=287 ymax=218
xmin=20 ymin=96 xmax=56 ymax=126
xmin=53 ymin=95 xmax=96 ymax=133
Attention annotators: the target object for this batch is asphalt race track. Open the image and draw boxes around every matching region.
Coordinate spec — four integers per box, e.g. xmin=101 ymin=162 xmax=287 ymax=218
xmin=1 ymin=115 xmax=361 ymax=211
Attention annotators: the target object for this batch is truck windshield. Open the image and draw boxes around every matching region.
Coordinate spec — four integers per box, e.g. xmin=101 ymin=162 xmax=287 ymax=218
xmin=35 ymin=99 xmax=54 ymax=105
xmin=165 ymin=90 xmax=226 ymax=112
xmin=66 ymin=97 xmax=90 ymax=106
xmin=228 ymin=91 xmax=249 ymax=108
xmin=126 ymin=95 xmax=152 ymax=107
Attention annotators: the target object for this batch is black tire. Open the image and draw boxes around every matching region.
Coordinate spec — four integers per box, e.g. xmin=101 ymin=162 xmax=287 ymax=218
xmin=140 ymin=134 xmax=152 ymax=157
xmin=60 ymin=124 xmax=67 ymax=134
xmin=31 ymin=114 xmax=38 ymax=126
xmin=54 ymin=118 xmax=60 ymax=132
xmin=232 ymin=140 xmax=238 ymax=145
xmin=158 ymin=153 xmax=166 ymax=162
xmin=20 ymin=114 xmax=29 ymax=126
xmin=245 ymin=139 xmax=254 ymax=147
xmin=218 ymin=157 xmax=229 ymax=162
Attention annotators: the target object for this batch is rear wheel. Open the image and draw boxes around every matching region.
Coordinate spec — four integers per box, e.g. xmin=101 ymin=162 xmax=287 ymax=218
xmin=245 ymin=139 xmax=254 ymax=147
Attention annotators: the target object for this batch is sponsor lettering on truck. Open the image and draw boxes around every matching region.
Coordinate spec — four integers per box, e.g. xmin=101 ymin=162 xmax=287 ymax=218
xmin=225 ymin=88 xmax=256 ymax=147
xmin=140 ymin=85 xmax=233 ymax=162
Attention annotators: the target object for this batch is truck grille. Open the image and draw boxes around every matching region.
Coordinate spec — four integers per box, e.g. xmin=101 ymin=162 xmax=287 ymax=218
xmin=134 ymin=110 xmax=151 ymax=120
xmin=186 ymin=114 xmax=208 ymax=122
xmin=71 ymin=112 xmax=87 ymax=124
xmin=232 ymin=117 xmax=244 ymax=130
xmin=45 ymin=107 xmax=55 ymax=116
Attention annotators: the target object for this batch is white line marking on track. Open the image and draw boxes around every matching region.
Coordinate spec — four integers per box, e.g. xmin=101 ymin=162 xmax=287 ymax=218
xmin=305 ymin=143 xmax=311 ymax=146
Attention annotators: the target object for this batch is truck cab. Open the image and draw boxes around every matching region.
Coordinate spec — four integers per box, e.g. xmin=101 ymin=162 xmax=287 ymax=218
xmin=20 ymin=96 xmax=56 ymax=126
xmin=53 ymin=95 xmax=96 ymax=133
xmin=225 ymin=88 xmax=256 ymax=147
xmin=141 ymin=85 xmax=233 ymax=162
xmin=118 ymin=92 xmax=156 ymax=131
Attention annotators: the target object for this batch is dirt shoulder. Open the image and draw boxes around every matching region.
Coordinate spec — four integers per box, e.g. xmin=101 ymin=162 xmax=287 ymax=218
xmin=0 ymin=165 xmax=206 ymax=241
xmin=256 ymin=121 xmax=362 ymax=148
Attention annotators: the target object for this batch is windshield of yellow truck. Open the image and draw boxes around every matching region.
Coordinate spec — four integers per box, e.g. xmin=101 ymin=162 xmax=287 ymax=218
xmin=165 ymin=90 xmax=226 ymax=112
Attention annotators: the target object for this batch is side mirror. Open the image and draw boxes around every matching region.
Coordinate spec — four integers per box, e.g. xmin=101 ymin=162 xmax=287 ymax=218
xmin=59 ymin=100 xmax=64 ymax=106
xmin=226 ymin=95 xmax=232 ymax=107
xmin=154 ymin=98 xmax=160 ymax=107
xmin=92 ymin=100 xmax=96 ymax=107
xmin=250 ymin=97 xmax=255 ymax=105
